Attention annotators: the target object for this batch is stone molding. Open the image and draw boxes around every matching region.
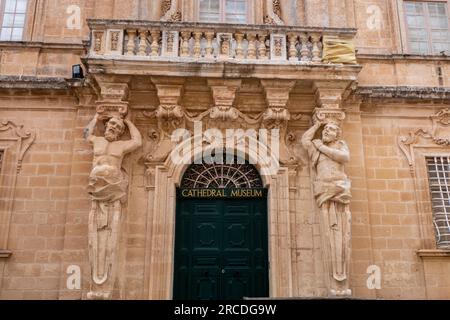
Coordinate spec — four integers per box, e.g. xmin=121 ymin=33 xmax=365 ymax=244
xmin=417 ymin=250 xmax=450 ymax=258
xmin=0 ymin=250 xmax=12 ymax=259
xmin=359 ymin=86 xmax=450 ymax=102
xmin=398 ymin=108 xmax=450 ymax=176
xmin=0 ymin=120 xmax=35 ymax=270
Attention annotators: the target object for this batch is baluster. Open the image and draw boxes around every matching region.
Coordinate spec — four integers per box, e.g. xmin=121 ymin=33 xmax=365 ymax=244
xmin=204 ymin=32 xmax=215 ymax=58
xmin=300 ymin=33 xmax=310 ymax=62
xmin=126 ymin=29 xmax=136 ymax=56
xmin=258 ymin=34 xmax=267 ymax=60
xmin=138 ymin=30 xmax=148 ymax=56
xmin=288 ymin=33 xmax=298 ymax=61
xmin=311 ymin=34 xmax=322 ymax=63
xmin=150 ymin=30 xmax=160 ymax=57
xmin=180 ymin=31 xmax=191 ymax=57
xmin=235 ymin=33 xmax=244 ymax=59
xmin=193 ymin=31 xmax=203 ymax=58
xmin=247 ymin=33 xmax=257 ymax=59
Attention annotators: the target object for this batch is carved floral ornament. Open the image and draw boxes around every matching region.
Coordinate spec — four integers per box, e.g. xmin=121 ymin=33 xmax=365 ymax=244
xmin=398 ymin=108 xmax=450 ymax=175
xmin=142 ymin=103 xmax=303 ymax=168
xmin=0 ymin=120 xmax=36 ymax=173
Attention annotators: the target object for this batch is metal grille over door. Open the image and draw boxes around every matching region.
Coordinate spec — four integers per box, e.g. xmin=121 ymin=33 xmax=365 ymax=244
xmin=180 ymin=157 xmax=263 ymax=189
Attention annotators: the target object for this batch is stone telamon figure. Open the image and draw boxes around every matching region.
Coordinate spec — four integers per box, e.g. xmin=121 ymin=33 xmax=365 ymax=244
xmin=302 ymin=119 xmax=352 ymax=296
xmin=85 ymin=114 xmax=142 ymax=299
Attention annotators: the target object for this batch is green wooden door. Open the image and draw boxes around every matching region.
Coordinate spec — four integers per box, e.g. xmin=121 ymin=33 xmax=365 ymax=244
xmin=173 ymin=195 xmax=269 ymax=300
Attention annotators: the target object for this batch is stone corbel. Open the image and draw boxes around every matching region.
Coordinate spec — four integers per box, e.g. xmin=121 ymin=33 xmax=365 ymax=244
xmin=314 ymin=81 xmax=349 ymax=110
xmin=143 ymin=78 xmax=186 ymax=167
xmin=398 ymin=108 xmax=450 ymax=176
xmin=95 ymin=82 xmax=130 ymax=119
xmin=194 ymin=79 xmax=259 ymax=127
xmin=160 ymin=0 xmax=181 ymax=22
xmin=264 ymin=0 xmax=284 ymax=25
xmin=260 ymin=80 xmax=302 ymax=165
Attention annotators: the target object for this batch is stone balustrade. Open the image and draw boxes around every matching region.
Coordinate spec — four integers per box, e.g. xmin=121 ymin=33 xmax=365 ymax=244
xmin=87 ymin=19 xmax=357 ymax=65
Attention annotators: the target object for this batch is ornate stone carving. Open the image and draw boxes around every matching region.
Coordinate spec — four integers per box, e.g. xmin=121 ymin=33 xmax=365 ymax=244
xmin=264 ymin=0 xmax=284 ymax=25
xmin=110 ymin=31 xmax=119 ymax=51
xmin=398 ymin=108 xmax=450 ymax=175
xmin=85 ymin=114 xmax=142 ymax=300
xmin=160 ymin=0 xmax=181 ymax=22
xmin=0 ymin=120 xmax=36 ymax=173
xmin=315 ymin=108 xmax=346 ymax=126
xmin=93 ymin=31 xmax=104 ymax=53
xmin=260 ymin=80 xmax=302 ymax=166
xmin=95 ymin=82 xmax=130 ymax=118
xmin=301 ymin=115 xmax=352 ymax=297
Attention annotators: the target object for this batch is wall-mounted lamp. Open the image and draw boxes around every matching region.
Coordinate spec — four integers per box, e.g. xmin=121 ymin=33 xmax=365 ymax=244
xmin=72 ymin=64 xmax=84 ymax=79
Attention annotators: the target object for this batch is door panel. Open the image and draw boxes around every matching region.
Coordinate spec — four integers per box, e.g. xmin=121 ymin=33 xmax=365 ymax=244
xmin=173 ymin=196 xmax=269 ymax=300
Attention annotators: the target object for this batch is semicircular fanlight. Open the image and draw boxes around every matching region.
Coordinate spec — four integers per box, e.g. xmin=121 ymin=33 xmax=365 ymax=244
xmin=180 ymin=155 xmax=263 ymax=189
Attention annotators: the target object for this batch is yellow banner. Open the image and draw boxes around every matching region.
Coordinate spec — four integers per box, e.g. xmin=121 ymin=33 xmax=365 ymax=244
xmin=322 ymin=36 xmax=357 ymax=65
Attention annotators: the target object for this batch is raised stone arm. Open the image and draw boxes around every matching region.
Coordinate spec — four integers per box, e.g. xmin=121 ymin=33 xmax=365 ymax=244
xmin=123 ymin=119 xmax=143 ymax=153
xmin=313 ymin=140 xmax=350 ymax=164
xmin=301 ymin=122 xmax=321 ymax=152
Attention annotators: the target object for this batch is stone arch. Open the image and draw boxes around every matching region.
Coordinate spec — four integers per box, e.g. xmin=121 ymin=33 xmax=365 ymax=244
xmin=144 ymin=136 xmax=293 ymax=299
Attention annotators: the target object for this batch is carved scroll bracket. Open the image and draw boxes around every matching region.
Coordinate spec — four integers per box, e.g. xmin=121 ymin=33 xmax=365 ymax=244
xmin=260 ymin=80 xmax=302 ymax=166
xmin=398 ymin=108 xmax=450 ymax=176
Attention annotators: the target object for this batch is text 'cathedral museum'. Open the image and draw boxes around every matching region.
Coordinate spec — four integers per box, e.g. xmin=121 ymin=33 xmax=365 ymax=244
xmin=0 ymin=0 xmax=450 ymax=300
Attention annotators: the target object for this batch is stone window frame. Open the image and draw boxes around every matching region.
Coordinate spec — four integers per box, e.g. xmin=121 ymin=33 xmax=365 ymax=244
xmin=0 ymin=121 xmax=35 ymax=260
xmin=424 ymin=155 xmax=450 ymax=248
xmin=399 ymin=0 xmax=450 ymax=55
xmin=185 ymin=0 xmax=263 ymax=24
xmin=405 ymin=147 xmax=450 ymax=250
xmin=398 ymin=108 xmax=450 ymax=253
xmin=0 ymin=0 xmax=32 ymax=41
xmin=197 ymin=0 xmax=249 ymax=24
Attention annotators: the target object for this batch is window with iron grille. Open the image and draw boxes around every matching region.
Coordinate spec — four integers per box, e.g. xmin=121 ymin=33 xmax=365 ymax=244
xmin=199 ymin=0 xmax=248 ymax=24
xmin=404 ymin=1 xmax=450 ymax=54
xmin=426 ymin=156 xmax=450 ymax=248
xmin=0 ymin=0 xmax=28 ymax=41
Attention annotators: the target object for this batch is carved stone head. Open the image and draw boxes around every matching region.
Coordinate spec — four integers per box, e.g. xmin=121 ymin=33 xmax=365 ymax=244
xmin=322 ymin=122 xmax=341 ymax=143
xmin=105 ymin=116 xmax=125 ymax=142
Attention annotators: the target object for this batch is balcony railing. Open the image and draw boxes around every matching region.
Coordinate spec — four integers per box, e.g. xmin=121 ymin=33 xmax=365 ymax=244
xmin=87 ymin=19 xmax=357 ymax=65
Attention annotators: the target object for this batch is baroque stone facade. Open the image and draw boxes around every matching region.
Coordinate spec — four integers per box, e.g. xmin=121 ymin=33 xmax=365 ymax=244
xmin=0 ymin=0 xmax=450 ymax=300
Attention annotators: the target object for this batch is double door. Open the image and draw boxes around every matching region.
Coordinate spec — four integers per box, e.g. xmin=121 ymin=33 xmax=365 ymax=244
xmin=173 ymin=196 xmax=269 ymax=300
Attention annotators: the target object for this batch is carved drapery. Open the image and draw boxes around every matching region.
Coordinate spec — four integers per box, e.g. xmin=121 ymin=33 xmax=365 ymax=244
xmin=398 ymin=108 xmax=450 ymax=176
xmin=160 ymin=0 xmax=181 ymax=22
xmin=264 ymin=0 xmax=284 ymax=25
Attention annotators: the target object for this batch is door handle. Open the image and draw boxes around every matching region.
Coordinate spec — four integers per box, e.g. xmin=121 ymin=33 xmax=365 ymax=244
xmin=221 ymin=269 xmax=226 ymax=274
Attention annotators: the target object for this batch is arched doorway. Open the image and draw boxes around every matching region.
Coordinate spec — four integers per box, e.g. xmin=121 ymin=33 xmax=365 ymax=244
xmin=173 ymin=156 xmax=269 ymax=300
